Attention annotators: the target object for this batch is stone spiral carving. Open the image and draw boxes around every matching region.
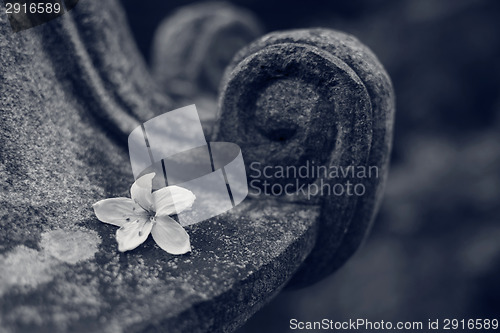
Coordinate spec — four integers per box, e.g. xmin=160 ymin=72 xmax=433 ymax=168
xmin=0 ymin=0 xmax=394 ymax=329
xmin=151 ymin=2 xmax=263 ymax=100
xmin=1 ymin=2 xmax=330 ymax=332
xmin=215 ymin=28 xmax=395 ymax=287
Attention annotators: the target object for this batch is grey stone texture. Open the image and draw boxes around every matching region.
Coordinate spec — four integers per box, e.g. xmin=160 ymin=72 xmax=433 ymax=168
xmin=215 ymin=29 xmax=395 ymax=287
xmin=0 ymin=1 xmax=393 ymax=333
xmin=0 ymin=1 xmax=317 ymax=332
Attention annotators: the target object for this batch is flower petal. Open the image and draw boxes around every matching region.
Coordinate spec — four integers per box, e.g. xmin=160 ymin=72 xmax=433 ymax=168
xmin=153 ymin=186 xmax=196 ymax=217
xmin=93 ymin=198 xmax=147 ymax=227
xmin=116 ymin=218 xmax=153 ymax=252
xmin=151 ymin=216 xmax=191 ymax=255
xmin=130 ymin=172 xmax=155 ymax=212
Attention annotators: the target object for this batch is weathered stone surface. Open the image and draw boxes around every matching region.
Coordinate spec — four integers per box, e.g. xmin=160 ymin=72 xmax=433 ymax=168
xmin=0 ymin=1 xmax=316 ymax=332
xmin=215 ymin=29 xmax=395 ymax=287
xmin=1 ymin=0 xmax=395 ymax=331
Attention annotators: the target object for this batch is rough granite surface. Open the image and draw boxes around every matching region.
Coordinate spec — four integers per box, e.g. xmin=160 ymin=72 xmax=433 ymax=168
xmin=215 ymin=29 xmax=395 ymax=287
xmin=0 ymin=1 xmax=318 ymax=332
xmin=0 ymin=1 xmax=394 ymax=332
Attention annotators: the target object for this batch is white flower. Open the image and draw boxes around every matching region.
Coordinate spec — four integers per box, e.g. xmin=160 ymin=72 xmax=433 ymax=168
xmin=92 ymin=173 xmax=195 ymax=254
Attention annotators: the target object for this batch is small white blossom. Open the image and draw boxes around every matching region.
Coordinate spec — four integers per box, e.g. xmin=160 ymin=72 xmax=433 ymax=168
xmin=93 ymin=173 xmax=195 ymax=254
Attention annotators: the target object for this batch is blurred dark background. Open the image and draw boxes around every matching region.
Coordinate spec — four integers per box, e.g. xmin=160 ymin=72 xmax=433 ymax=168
xmin=120 ymin=0 xmax=500 ymax=331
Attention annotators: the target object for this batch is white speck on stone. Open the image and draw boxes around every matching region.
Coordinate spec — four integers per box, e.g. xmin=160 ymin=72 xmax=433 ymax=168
xmin=0 ymin=246 xmax=55 ymax=296
xmin=0 ymin=229 xmax=101 ymax=297
xmin=40 ymin=229 xmax=101 ymax=264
